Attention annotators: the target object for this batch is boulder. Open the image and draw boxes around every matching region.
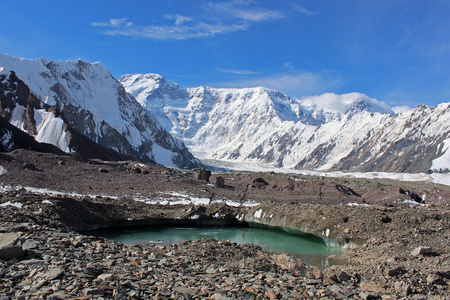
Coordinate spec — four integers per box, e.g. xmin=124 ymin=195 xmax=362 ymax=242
xmin=252 ymin=178 xmax=269 ymax=189
xmin=274 ymin=253 xmax=322 ymax=279
xmin=195 ymin=168 xmax=211 ymax=181
xmin=388 ymin=266 xmax=407 ymax=277
xmin=216 ymin=176 xmax=225 ymax=188
xmin=411 ymin=246 xmax=433 ymax=257
xmin=0 ymin=233 xmax=24 ymax=260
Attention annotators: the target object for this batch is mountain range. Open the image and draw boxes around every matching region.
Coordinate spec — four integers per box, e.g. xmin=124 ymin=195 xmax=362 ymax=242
xmin=120 ymin=73 xmax=450 ymax=173
xmin=1 ymin=54 xmax=449 ymax=173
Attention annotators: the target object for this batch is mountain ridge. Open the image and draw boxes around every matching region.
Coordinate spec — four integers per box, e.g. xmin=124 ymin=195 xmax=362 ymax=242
xmin=0 ymin=54 xmax=200 ymax=168
xmin=120 ymin=72 xmax=450 ymax=173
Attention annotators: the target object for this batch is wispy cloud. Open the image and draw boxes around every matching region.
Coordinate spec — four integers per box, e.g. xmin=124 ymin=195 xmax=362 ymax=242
xmin=291 ymin=4 xmax=319 ymax=16
xmin=91 ymin=1 xmax=287 ymax=40
xmin=217 ymin=68 xmax=259 ymax=75
xmin=206 ymin=1 xmax=284 ymax=21
xmin=95 ymin=22 xmax=247 ymax=40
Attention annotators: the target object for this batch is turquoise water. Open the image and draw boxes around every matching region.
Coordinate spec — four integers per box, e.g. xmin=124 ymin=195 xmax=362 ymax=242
xmin=95 ymin=225 xmax=344 ymax=266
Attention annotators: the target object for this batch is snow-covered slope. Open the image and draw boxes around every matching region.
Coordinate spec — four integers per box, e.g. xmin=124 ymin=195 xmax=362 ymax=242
xmin=120 ymin=73 xmax=450 ymax=173
xmin=0 ymin=54 xmax=199 ymax=168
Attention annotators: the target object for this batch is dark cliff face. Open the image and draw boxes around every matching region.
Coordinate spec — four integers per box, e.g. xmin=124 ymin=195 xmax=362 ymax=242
xmin=0 ymin=71 xmax=40 ymax=135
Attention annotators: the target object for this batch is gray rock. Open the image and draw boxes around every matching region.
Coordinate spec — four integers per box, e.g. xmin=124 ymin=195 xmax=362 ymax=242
xmin=173 ymin=286 xmax=197 ymax=296
xmin=0 ymin=233 xmax=24 ymax=260
xmin=45 ymin=267 xmax=64 ymax=280
xmin=411 ymin=246 xmax=433 ymax=257
xmin=394 ymin=281 xmax=412 ymax=296
xmin=22 ymin=240 xmax=39 ymax=250
xmin=84 ymin=287 xmax=105 ymax=296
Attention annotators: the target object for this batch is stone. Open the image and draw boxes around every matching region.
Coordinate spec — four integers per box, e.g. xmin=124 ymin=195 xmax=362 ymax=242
xmin=0 ymin=233 xmax=24 ymax=260
xmin=173 ymin=286 xmax=197 ymax=296
xmin=216 ymin=176 xmax=225 ymax=188
xmin=387 ymin=266 xmax=407 ymax=277
xmin=394 ymin=281 xmax=412 ymax=296
xmin=427 ymin=273 xmax=444 ymax=285
xmin=360 ymin=282 xmax=384 ymax=294
xmin=45 ymin=267 xmax=64 ymax=281
xmin=195 ymin=168 xmax=211 ymax=181
xmin=338 ymin=271 xmax=351 ymax=282
xmin=411 ymin=246 xmax=433 ymax=257
xmin=84 ymin=287 xmax=105 ymax=296
xmin=85 ymin=263 xmax=103 ymax=275
xmin=23 ymin=162 xmax=36 ymax=170
xmin=22 ymin=240 xmax=39 ymax=250
xmin=252 ymin=178 xmax=269 ymax=188
xmin=266 ymin=289 xmax=278 ymax=300
xmin=380 ymin=216 xmax=392 ymax=223
xmin=97 ymin=273 xmax=114 ymax=281
xmin=98 ymin=167 xmax=109 ymax=173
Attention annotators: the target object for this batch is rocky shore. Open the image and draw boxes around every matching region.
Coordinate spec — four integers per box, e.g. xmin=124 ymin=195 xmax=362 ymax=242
xmin=1 ymin=149 xmax=450 ymax=299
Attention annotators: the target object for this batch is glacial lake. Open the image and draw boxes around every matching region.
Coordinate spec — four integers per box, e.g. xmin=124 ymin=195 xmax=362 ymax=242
xmin=95 ymin=225 xmax=345 ymax=266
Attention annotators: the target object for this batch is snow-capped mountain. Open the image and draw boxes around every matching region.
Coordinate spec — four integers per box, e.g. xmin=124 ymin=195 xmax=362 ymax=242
xmin=0 ymin=54 xmax=199 ymax=168
xmin=120 ymin=73 xmax=450 ymax=173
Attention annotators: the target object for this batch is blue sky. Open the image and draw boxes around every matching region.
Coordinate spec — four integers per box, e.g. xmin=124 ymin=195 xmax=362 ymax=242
xmin=1 ymin=0 xmax=450 ymax=109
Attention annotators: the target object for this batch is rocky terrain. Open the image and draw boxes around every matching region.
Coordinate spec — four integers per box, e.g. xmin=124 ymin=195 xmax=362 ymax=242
xmin=1 ymin=148 xmax=450 ymax=299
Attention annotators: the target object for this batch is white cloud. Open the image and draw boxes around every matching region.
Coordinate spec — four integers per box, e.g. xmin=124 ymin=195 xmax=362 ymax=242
xmin=217 ymin=68 xmax=259 ymax=75
xmin=164 ymin=14 xmax=193 ymax=25
xmin=214 ymin=71 xmax=343 ymax=97
xmin=91 ymin=18 xmax=132 ymax=28
xmin=392 ymin=105 xmax=412 ymax=114
xmin=298 ymin=92 xmax=393 ymax=114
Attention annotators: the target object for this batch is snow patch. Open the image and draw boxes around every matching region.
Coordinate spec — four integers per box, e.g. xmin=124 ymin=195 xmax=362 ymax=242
xmin=254 ymin=208 xmax=263 ymax=219
xmin=0 ymin=201 xmax=23 ymax=208
xmin=431 ymin=138 xmax=450 ymax=172
xmin=0 ymin=166 xmax=7 ymax=176
xmin=34 ymin=109 xmax=72 ymax=152
xmin=347 ymin=202 xmax=370 ymax=207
